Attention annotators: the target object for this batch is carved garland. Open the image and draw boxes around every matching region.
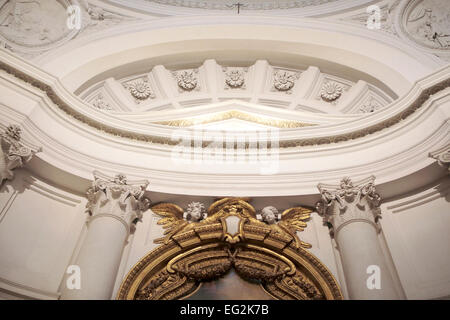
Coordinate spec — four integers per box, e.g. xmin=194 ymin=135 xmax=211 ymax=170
xmin=117 ymin=198 xmax=343 ymax=300
xmin=0 ymin=60 xmax=449 ymax=148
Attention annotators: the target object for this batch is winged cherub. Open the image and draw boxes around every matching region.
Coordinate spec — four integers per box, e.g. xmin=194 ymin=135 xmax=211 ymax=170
xmin=259 ymin=206 xmax=312 ymax=249
xmin=151 ymin=201 xmax=210 ymax=244
xmin=151 ymin=198 xmax=312 ymax=249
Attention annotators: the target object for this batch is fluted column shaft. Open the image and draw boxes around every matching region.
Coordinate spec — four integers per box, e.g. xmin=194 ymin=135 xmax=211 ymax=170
xmin=317 ymin=176 xmax=399 ymax=300
xmin=61 ymin=172 xmax=149 ymax=300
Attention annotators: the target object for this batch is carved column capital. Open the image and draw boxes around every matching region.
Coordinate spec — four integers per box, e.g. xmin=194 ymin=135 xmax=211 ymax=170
xmin=0 ymin=124 xmax=41 ymax=185
xmin=86 ymin=171 xmax=150 ymax=234
xmin=316 ymin=176 xmax=381 ymax=236
xmin=429 ymin=144 xmax=450 ymax=173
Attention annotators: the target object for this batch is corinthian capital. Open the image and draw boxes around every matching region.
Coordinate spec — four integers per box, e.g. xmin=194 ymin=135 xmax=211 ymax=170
xmin=316 ymin=176 xmax=381 ymax=236
xmin=429 ymin=144 xmax=450 ymax=173
xmin=86 ymin=171 xmax=150 ymax=233
xmin=0 ymin=124 xmax=41 ymax=186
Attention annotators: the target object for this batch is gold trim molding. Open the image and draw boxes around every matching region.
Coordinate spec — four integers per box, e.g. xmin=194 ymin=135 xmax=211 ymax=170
xmin=117 ymin=198 xmax=343 ymax=300
xmin=153 ymin=110 xmax=314 ymax=129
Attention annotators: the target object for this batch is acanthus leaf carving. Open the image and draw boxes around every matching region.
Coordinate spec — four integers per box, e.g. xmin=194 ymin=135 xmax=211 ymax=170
xmin=86 ymin=171 xmax=150 ymax=233
xmin=0 ymin=124 xmax=41 ymax=186
xmin=316 ymin=176 xmax=381 ymax=237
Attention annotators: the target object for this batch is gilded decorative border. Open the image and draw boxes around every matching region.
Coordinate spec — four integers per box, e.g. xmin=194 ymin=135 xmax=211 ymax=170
xmin=154 ymin=110 xmax=314 ymax=129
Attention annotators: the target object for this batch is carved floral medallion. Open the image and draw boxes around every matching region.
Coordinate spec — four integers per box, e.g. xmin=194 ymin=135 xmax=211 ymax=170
xmin=320 ymin=82 xmax=343 ymax=102
xmin=273 ymin=70 xmax=298 ymax=93
xmin=125 ymin=79 xmax=154 ymax=101
xmin=224 ymin=68 xmax=246 ymax=89
xmin=174 ymin=70 xmax=199 ymax=92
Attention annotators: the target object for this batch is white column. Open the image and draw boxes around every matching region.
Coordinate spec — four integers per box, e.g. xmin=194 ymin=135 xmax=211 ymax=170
xmin=61 ymin=171 xmax=149 ymax=300
xmin=316 ymin=176 xmax=399 ymax=300
xmin=0 ymin=124 xmax=41 ymax=186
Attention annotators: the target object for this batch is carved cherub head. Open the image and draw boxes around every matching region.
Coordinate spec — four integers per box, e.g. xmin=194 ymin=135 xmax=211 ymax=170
xmin=185 ymin=201 xmax=207 ymax=222
xmin=261 ymin=206 xmax=279 ymax=225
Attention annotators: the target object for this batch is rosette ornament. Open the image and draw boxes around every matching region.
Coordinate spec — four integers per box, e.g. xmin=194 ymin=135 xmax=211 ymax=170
xmin=320 ymin=82 xmax=343 ymax=102
xmin=127 ymin=79 xmax=154 ymax=100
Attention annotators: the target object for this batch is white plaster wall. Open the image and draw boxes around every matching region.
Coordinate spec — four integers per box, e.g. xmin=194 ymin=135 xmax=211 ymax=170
xmin=380 ymin=178 xmax=450 ymax=300
xmin=0 ymin=169 xmax=87 ymax=299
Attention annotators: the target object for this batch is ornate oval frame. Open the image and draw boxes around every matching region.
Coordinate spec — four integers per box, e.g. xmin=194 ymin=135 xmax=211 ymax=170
xmin=117 ymin=199 xmax=343 ymax=300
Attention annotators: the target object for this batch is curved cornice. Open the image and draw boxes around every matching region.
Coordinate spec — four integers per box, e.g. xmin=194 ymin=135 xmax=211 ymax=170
xmin=105 ymin=0 xmax=375 ymax=17
xmin=34 ymin=15 xmax=442 ymax=94
xmin=1 ymin=50 xmax=449 ymax=150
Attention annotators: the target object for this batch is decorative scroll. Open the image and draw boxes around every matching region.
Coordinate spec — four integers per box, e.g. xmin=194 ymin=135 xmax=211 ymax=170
xmin=118 ymin=198 xmax=343 ymax=300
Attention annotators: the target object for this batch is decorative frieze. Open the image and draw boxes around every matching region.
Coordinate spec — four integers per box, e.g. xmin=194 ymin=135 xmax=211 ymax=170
xmin=316 ymin=176 xmax=381 ymax=236
xmin=0 ymin=124 xmax=41 ymax=185
xmin=86 ymin=171 xmax=150 ymax=233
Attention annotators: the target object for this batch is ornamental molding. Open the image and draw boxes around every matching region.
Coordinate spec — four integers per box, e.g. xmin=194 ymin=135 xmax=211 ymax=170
xmin=118 ymin=198 xmax=343 ymax=300
xmin=86 ymin=171 xmax=150 ymax=234
xmin=223 ymin=67 xmax=246 ymax=89
xmin=342 ymin=1 xmax=400 ymax=36
xmin=0 ymin=58 xmax=449 ymax=149
xmin=0 ymin=124 xmax=41 ymax=186
xmin=153 ymin=110 xmax=314 ymax=129
xmin=0 ymin=1 xmax=134 ymax=58
xmin=91 ymin=93 xmax=113 ymax=111
xmin=173 ymin=69 xmax=199 ymax=92
xmin=273 ymin=70 xmax=300 ymax=94
xmin=358 ymin=97 xmax=383 ymax=113
xmin=429 ymin=144 xmax=450 ymax=172
xmin=123 ymin=78 xmax=155 ymax=101
xmin=394 ymin=0 xmax=450 ymax=60
xmin=320 ymin=81 xmax=343 ymax=102
xmin=316 ymin=176 xmax=382 ymax=237
xmin=146 ymin=0 xmax=340 ymax=11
